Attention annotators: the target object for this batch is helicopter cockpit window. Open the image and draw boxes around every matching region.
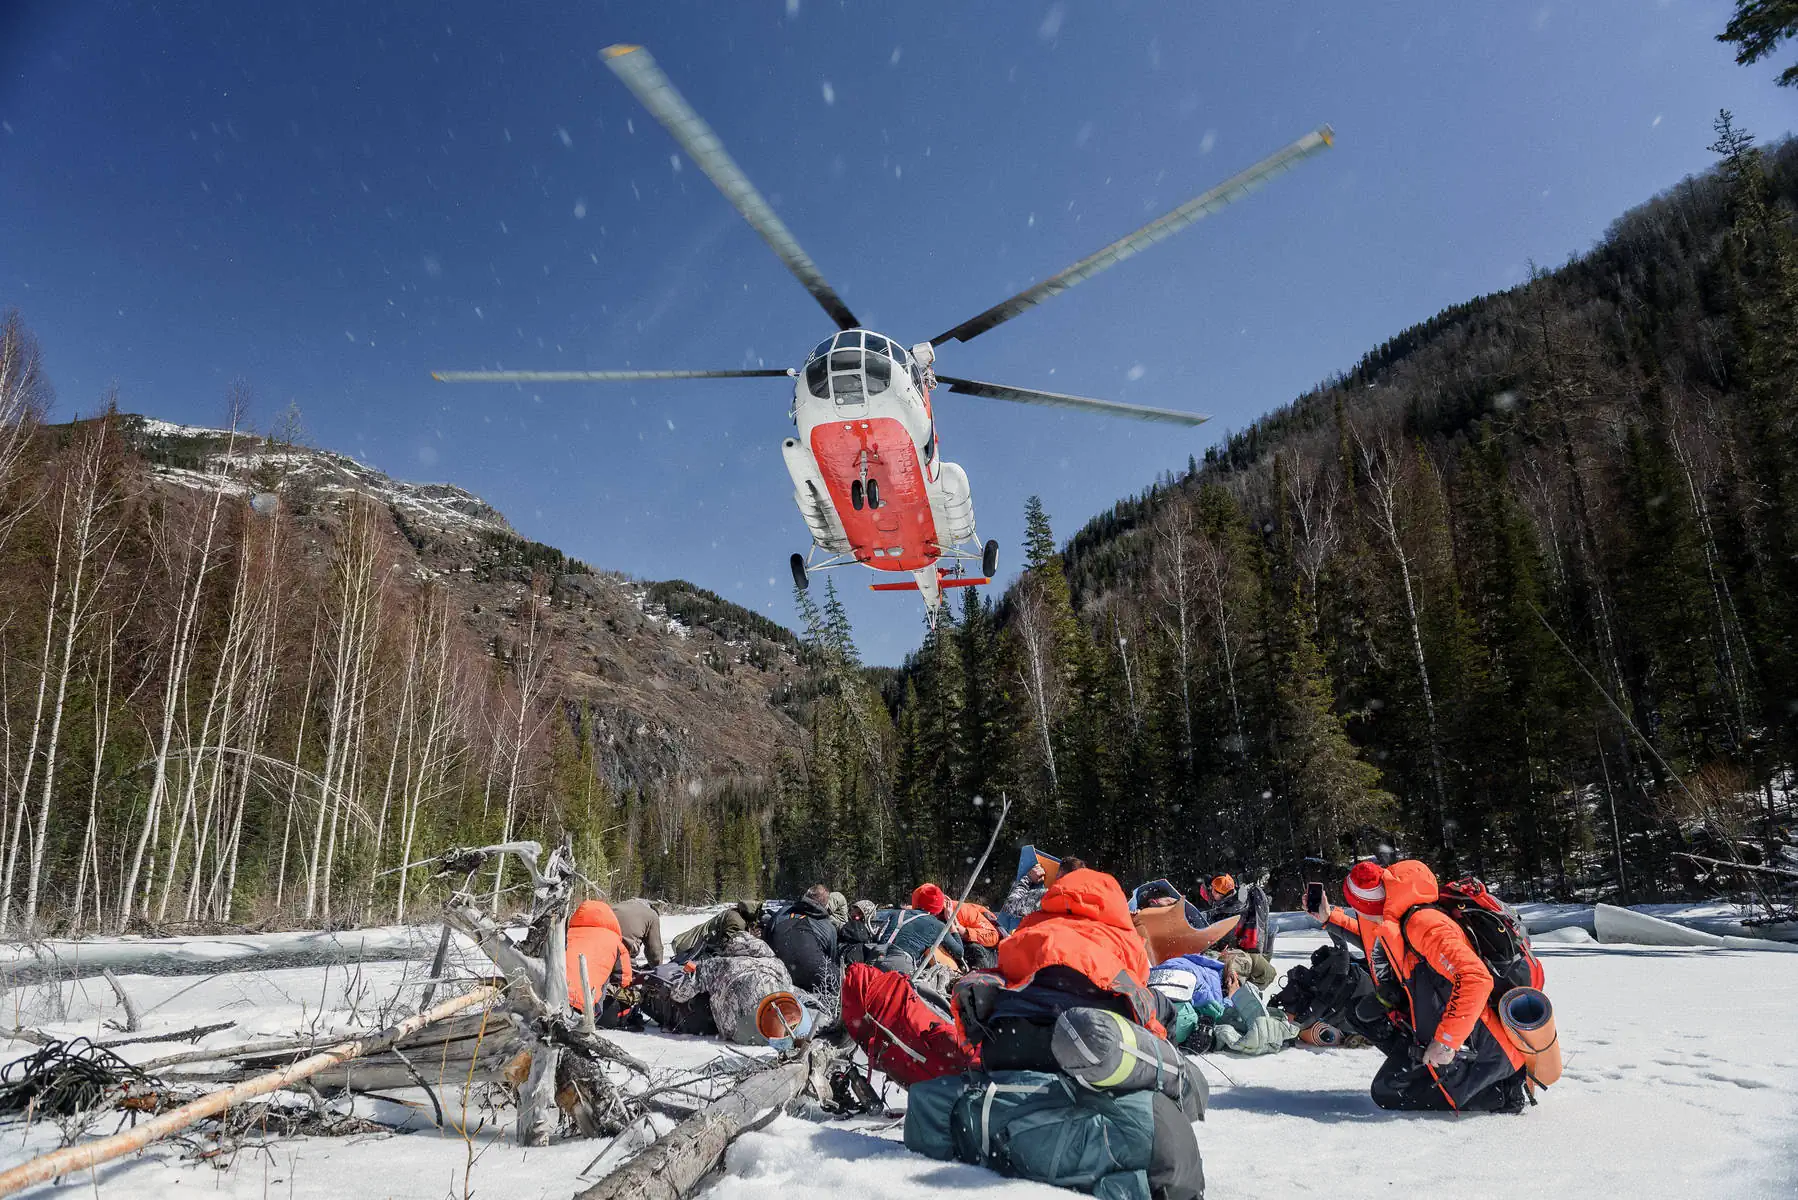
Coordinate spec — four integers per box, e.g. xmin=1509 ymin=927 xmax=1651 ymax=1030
xmin=805 ymin=356 xmax=829 ymax=398
xmin=808 ymin=338 xmax=834 ymax=363
xmin=864 ymin=333 xmax=890 ymax=358
xmin=832 ymin=366 xmax=865 ymax=402
xmin=864 ymin=351 xmax=890 ymax=394
xmin=829 ymin=349 xmax=861 ymax=373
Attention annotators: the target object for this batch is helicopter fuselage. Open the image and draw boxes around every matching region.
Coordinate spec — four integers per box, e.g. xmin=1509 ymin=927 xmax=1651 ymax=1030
xmin=780 ymin=328 xmax=982 ymax=607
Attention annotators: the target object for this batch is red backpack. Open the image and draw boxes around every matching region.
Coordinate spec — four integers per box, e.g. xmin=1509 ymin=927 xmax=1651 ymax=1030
xmin=1400 ymin=877 xmax=1545 ymax=1000
xmin=840 ymin=963 xmax=979 ymax=1087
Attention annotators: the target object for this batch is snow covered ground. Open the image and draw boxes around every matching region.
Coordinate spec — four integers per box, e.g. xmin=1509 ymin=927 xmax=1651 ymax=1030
xmin=2 ymin=915 xmax=1795 ymax=1199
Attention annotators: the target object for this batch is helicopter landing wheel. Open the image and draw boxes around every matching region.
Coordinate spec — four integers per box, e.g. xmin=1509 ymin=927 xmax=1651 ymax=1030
xmin=850 ymin=480 xmax=864 ymax=510
xmin=982 ymin=539 xmax=999 ymax=578
xmin=866 ymin=478 xmax=881 ymax=509
xmin=790 ymin=553 xmax=809 ymax=591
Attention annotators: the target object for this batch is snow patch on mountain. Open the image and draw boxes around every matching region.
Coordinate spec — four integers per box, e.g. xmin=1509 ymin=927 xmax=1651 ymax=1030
xmin=127 ymin=414 xmax=511 ymax=539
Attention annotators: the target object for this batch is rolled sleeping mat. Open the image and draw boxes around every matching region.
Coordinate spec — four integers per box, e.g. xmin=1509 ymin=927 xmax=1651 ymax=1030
xmin=1498 ymin=986 xmax=1561 ymax=1087
xmin=1051 ymin=1006 xmax=1209 ymax=1122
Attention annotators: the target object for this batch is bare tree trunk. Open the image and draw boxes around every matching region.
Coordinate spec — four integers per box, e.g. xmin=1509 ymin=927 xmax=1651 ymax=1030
xmin=398 ymin=593 xmax=457 ymax=923
xmin=365 ymin=619 xmax=420 ymax=920
xmin=1151 ymin=507 xmax=1198 ymax=769
xmin=1013 ymin=588 xmax=1060 ymax=793
xmin=120 ymin=411 xmax=239 ymax=929
xmin=71 ymin=632 xmax=116 ymax=933
xmin=1 ymin=493 xmax=65 ymax=932
xmin=307 ymin=499 xmax=381 ymax=919
xmin=1363 ymin=441 xmax=1450 ymax=850
xmin=274 ymin=613 xmax=320 ymax=913
xmin=1195 ymin=532 xmax=1247 ymax=762
xmin=493 ymin=589 xmax=549 ymax=909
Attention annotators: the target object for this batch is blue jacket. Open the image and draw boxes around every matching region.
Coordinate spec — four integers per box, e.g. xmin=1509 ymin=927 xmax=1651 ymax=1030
xmin=1148 ymin=953 xmax=1227 ymax=1010
xmin=870 ymin=907 xmax=965 ymax=965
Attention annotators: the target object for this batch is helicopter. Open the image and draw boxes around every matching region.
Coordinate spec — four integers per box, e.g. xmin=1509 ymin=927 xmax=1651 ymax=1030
xmin=435 ymin=44 xmax=1333 ymax=615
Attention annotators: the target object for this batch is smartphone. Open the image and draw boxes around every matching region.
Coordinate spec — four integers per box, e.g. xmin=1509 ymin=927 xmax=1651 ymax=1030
xmin=1304 ymin=881 xmax=1325 ymax=915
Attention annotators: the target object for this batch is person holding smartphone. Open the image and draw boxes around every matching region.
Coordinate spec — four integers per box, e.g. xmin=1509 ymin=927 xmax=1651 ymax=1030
xmin=1306 ymin=859 xmax=1529 ymax=1113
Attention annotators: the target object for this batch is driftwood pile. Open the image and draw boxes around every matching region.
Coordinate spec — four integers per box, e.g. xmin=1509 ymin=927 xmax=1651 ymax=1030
xmin=0 ymin=835 xmax=850 ymax=1200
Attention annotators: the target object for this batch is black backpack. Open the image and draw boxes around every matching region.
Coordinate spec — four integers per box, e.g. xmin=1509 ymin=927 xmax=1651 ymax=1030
xmin=1399 ymin=878 xmax=1543 ymax=1000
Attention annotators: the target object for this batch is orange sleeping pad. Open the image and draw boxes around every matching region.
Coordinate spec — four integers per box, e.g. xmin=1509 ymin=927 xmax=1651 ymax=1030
xmin=1132 ymin=905 xmax=1240 ymax=966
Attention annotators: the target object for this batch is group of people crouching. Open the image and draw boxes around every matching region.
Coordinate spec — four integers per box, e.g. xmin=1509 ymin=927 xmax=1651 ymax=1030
xmin=560 ymin=854 xmax=1545 ymax=1200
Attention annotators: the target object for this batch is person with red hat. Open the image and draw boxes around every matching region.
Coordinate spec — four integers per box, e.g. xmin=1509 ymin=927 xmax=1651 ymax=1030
xmin=868 ymin=887 xmax=967 ymax=970
xmin=908 ymin=882 xmax=999 ymax=968
xmin=1307 ymin=860 xmax=1528 ymax=1113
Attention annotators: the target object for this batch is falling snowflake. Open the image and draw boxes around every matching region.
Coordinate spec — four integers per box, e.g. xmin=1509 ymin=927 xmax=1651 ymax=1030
xmin=573 ymin=199 xmax=587 ymax=218
xmin=1126 ymin=364 xmax=1145 ymax=381
xmin=1200 ymin=129 xmax=1217 ymax=154
xmin=821 ymin=81 xmax=835 ymax=106
xmin=670 ymin=154 xmax=682 ymax=173
xmin=556 ymin=126 xmax=572 ymax=147
xmin=1038 ymin=3 xmax=1067 ymax=40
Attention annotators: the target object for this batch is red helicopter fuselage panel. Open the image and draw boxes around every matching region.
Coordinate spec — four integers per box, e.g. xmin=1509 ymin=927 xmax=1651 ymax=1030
xmin=809 ymin=417 xmax=937 ymax=573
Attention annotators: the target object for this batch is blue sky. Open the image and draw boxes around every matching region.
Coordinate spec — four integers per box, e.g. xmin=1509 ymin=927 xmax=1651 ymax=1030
xmin=2 ymin=1 xmax=1791 ymax=663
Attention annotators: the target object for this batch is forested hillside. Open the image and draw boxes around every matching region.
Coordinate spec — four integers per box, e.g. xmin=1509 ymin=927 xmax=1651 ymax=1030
xmin=802 ymin=116 xmax=1798 ymax=907
xmin=0 ymin=362 xmax=819 ymax=934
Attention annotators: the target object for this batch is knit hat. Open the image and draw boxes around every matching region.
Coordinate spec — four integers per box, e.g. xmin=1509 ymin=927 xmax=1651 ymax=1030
xmin=825 ymin=891 xmax=849 ymax=927
xmin=851 ymin=899 xmax=877 ymax=922
xmin=1343 ymin=861 xmax=1386 ymax=918
xmin=910 ymin=883 xmax=947 ymax=916
xmin=1209 ymin=874 xmax=1237 ymax=899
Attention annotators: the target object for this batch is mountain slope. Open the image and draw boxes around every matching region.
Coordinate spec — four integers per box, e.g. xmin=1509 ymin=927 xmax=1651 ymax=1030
xmin=127 ymin=415 xmax=808 ymax=789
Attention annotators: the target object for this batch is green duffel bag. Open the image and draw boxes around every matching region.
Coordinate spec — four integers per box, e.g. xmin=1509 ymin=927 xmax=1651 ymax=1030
xmin=903 ymin=1070 xmax=1158 ymax=1200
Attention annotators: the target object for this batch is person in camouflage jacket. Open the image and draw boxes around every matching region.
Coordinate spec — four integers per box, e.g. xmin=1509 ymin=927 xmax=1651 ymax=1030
xmin=669 ymin=931 xmax=797 ymax=1044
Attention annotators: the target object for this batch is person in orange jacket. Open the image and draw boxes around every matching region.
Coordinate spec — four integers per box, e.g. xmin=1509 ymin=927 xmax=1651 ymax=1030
xmin=1339 ymin=860 xmax=1527 ymax=1113
xmin=955 ymin=866 xmax=1173 ymax=1070
xmin=565 ymin=899 xmax=632 ymax=1022
xmin=920 ymin=884 xmax=1001 ymax=969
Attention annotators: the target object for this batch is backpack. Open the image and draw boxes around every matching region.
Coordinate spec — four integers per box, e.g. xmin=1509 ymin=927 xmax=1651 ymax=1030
xmin=904 ymin=1070 xmax=1158 ymax=1200
xmin=839 ymin=962 xmax=979 ymax=1087
xmin=1400 ymin=877 xmax=1544 ymax=1001
xmin=637 ymin=963 xmax=717 ymax=1037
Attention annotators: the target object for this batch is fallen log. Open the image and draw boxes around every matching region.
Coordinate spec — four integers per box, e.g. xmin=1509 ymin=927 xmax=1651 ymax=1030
xmin=574 ymin=1044 xmax=829 ymax=1200
xmin=0 ymin=984 xmax=499 ymax=1198
xmin=186 ymin=1011 xmax=530 ymax=1092
xmin=0 ymin=926 xmax=449 ymax=987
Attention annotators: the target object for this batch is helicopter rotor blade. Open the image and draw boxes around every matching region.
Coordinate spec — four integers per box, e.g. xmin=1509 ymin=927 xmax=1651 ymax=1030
xmin=929 ymin=126 xmax=1334 ymax=347
xmin=432 ymin=368 xmax=794 ymax=383
xmin=935 ymin=375 xmax=1208 ymax=427
xmin=602 ymin=44 xmax=861 ymax=331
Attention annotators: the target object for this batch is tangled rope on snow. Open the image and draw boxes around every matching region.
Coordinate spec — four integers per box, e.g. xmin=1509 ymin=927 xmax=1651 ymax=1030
xmin=0 ymin=1038 xmax=156 ymax=1119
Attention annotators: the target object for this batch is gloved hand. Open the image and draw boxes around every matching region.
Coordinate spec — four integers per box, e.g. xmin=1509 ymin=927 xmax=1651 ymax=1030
xmin=1422 ymin=1040 xmax=1456 ymax=1068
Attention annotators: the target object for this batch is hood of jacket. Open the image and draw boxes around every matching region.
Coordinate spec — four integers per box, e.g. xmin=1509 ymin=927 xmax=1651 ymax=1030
xmin=1380 ymin=859 xmax=1440 ymax=919
xmin=1031 ymin=868 xmax=1136 ymax=933
xmin=570 ymin=900 xmax=621 ymax=934
xmin=787 ymin=895 xmax=830 ymax=921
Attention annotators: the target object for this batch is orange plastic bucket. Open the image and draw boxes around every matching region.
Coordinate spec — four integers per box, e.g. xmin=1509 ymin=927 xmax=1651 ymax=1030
xmin=755 ymin=992 xmax=804 ymax=1043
